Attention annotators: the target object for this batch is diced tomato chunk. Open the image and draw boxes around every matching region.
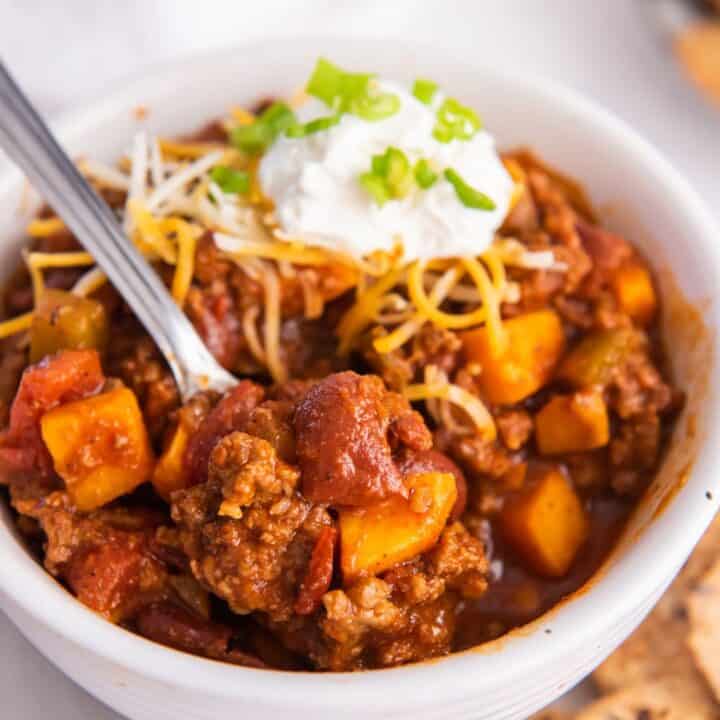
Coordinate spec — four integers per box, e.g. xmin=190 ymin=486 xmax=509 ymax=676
xmin=295 ymin=526 xmax=337 ymax=615
xmin=0 ymin=350 xmax=104 ymax=477
xmin=66 ymin=538 xmax=148 ymax=619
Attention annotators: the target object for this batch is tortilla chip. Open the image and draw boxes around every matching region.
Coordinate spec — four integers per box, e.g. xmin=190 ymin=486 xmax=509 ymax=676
xmin=594 ymin=513 xmax=720 ymax=692
xmin=675 ymin=21 xmax=720 ymax=108
xmin=576 ymin=678 xmax=717 ymax=719
xmin=592 ymin=593 xmax=699 ymax=693
xmin=688 ymin=557 xmax=720 ymax=702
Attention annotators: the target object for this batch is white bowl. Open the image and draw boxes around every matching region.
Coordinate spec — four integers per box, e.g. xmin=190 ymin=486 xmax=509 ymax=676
xmin=0 ymin=35 xmax=719 ymax=720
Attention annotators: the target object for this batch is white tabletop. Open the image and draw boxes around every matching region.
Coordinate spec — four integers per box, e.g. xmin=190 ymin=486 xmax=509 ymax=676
xmin=1 ymin=1 xmax=718 ymax=717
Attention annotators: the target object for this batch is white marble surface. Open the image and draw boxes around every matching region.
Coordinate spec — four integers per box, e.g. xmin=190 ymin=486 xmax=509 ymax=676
xmin=0 ymin=1 xmax=717 ymax=717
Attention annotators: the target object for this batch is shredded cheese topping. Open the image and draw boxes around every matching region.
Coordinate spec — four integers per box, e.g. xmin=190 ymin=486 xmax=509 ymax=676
xmin=404 ymin=365 xmax=496 ymax=440
xmin=26 ymin=217 xmax=67 ymax=238
xmin=0 ymin=312 xmax=33 ymax=340
xmin=0 ymin=105 xmax=565 ymax=444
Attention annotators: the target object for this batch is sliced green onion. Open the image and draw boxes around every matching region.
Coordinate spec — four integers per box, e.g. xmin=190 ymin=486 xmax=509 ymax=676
xmin=210 ymin=166 xmax=250 ymax=194
xmin=351 ymin=90 xmax=400 ymax=121
xmin=286 ymin=114 xmax=340 ymax=138
xmin=375 ymin=147 xmax=412 ymax=197
xmin=230 ymin=123 xmax=272 ymax=154
xmin=307 ymin=58 xmax=371 ymax=107
xmin=412 ymin=78 xmax=438 ymax=105
xmin=359 ymin=172 xmax=391 ymax=207
xmin=371 ymin=151 xmax=389 ymax=177
xmin=444 ymin=168 xmax=495 ymax=210
xmin=433 ymin=98 xmax=482 ymax=143
xmin=262 ymin=102 xmax=297 ymax=134
xmin=360 ymin=146 xmax=413 ymax=205
xmin=384 ymin=148 xmax=413 ymax=198
xmin=414 ymin=158 xmax=438 ymax=189
xmin=306 ymin=57 xmax=400 ymax=121
xmin=230 ymin=102 xmax=297 ymax=153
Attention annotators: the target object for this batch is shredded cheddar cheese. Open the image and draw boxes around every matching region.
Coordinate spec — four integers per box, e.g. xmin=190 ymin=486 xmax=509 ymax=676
xmin=26 ymin=251 xmax=95 ymax=269
xmin=168 ymin=219 xmax=200 ymax=306
xmin=503 ymin=158 xmax=527 ymax=211
xmin=259 ymin=260 xmax=285 ymax=383
xmin=336 ymin=265 xmax=406 ymax=355
xmin=0 ymin=312 xmax=33 ymax=340
xmin=72 ymin=267 xmax=108 ymax=297
xmin=407 ymin=260 xmax=487 ymax=330
xmin=5 ymin=107 xmax=555 ymax=433
xmin=372 ymin=265 xmax=463 ymax=355
xmin=215 ymin=233 xmax=350 ymax=268
xmin=242 ymin=306 xmax=266 ymax=364
xmin=404 ymin=366 xmax=496 ymax=441
xmin=461 ymin=256 xmax=507 ymax=355
xmin=26 ymin=217 xmax=67 ymax=238
xmin=230 ymin=107 xmax=255 ymax=126
xmin=159 ymin=139 xmax=226 ymax=160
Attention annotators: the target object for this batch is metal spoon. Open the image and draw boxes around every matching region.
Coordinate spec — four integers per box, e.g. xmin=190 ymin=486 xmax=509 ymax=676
xmin=0 ymin=60 xmax=237 ymax=401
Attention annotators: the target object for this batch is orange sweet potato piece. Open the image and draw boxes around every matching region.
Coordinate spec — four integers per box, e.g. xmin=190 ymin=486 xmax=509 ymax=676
xmin=611 ymin=261 xmax=657 ymax=326
xmin=535 ymin=390 xmax=610 ymax=455
xmin=152 ymin=422 xmax=191 ymax=501
xmin=41 ymin=386 xmax=154 ymax=511
xmin=339 ymin=472 xmax=457 ymax=582
xmin=461 ymin=310 xmax=565 ymax=405
xmin=500 ymin=465 xmax=589 ymax=578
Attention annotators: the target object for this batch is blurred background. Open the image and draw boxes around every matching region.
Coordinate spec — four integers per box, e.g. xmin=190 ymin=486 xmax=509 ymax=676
xmin=0 ymin=0 xmax=718 ymax=717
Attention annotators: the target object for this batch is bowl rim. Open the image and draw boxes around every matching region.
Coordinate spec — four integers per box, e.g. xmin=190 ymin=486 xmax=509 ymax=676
xmin=0 ymin=35 xmax=719 ymax=712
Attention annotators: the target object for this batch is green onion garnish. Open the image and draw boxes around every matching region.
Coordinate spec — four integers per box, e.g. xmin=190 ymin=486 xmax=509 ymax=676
xmin=230 ymin=102 xmax=297 ymax=154
xmin=210 ymin=166 xmax=250 ymax=194
xmin=230 ymin=123 xmax=271 ymax=154
xmin=384 ymin=148 xmax=413 ymax=198
xmin=359 ymin=146 xmax=413 ymax=206
xmin=286 ymin=114 xmax=340 ymax=138
xmin=306 ymin=57 xmax=400 ymax=122
xmin=414 ymin=158 xmax=438 ymax=189
xmin=444 ymin=168 xmax=495 ymax=210
xmin=263 ymin=102 xmax=298 ymax=132
xmin=359 ymin=173 xmax=391 ymax=207
xmin=412 ymin=78 xmax=438 ymax=105
xmin=307 ymin=58 xmax=372 ymax=108
xmin=433 ymin=98 xmax=482 ymax=143
xmin=351 ymin=91 xmax=401 ymax=121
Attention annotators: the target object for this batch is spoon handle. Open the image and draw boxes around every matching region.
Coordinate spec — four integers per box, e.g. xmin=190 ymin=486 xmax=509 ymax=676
xmin=0 ymin=60 xmax=237 ymax=400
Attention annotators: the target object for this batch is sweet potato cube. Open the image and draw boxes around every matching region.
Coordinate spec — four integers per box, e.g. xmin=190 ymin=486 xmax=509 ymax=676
xmin=535 ymin=391 xmax=610 ymax=455
xmin=40 ymin=386 xmax=154 ymax=511
xmin=611 ymin=262 xmax=657 ymax=326
xmin=152 ymin=422 xmax=191 ymax=501
xmin=30 ymin=289 xmax=109 ymax=363
xmin=501 ymin=465 xmax=589 ymax=578
xmin=339 ymin=472 xmax=457 ymax=582
xmin=461 ymin=310 xmax=565 ymax=405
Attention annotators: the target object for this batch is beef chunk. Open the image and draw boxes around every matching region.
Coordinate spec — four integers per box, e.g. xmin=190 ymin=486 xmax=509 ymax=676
xmin=172 ymin=431 xmax=332 ymax=621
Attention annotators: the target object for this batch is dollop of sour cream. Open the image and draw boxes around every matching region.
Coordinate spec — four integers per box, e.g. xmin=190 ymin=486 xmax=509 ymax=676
xmin=259 ymin=81 xmax=513 ymax=262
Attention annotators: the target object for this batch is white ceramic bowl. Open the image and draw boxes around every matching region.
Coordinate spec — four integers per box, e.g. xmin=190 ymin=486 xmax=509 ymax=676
xmin=0 ymin=36 xmax=719 ymax=720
